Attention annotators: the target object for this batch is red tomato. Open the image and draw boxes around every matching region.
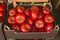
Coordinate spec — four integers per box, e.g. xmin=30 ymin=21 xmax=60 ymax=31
xmin=32 ymin=27 xmax=37 ymax=32
xmin=31 ymin=6 xmax=39 ymax=12
xmin=35 ymin=20 xmax=45 ymax=28
xmin=15 ymin=13 xmax=26 ymax=24
xmin=38 ymin=13 xmax=44 ymax=19
xmin=43 ymin=6 xmax=51 ymax=15
xmin=0 ymin=11 xmax=3 ymax=18
xmin=12 ymin=24 xmax=20 ymax=32
xmin=44 ymin=15 xmax=54 ymax=23
xmin=31 ymin=11 xmax=38 ymax=20
xmin=24 ymin=9 xmax=30 ymax=16
xmin=28 ymin=18 xmax=33 ymax=25
xmin=21 ymin=24 xmax=31 ymax=32
xmin=8 ymin=9 xmax=16 ymax=16
xmin=8 ymin=16 xmax=16 ymax=24
xmin=16 ymin=6 xmax=24 ymax=13
xmin=0 ymin=4 xmax=4 ymax=11
xmin=45 ymin=24 xmax=54 ymax=32
xmin=38 ymin=28 xmax=44 ymax=32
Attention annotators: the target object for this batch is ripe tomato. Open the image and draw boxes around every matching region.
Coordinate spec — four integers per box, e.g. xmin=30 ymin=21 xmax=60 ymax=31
xmin=31 ymin=11 xmax=38 ymax=20
xmin=8 ymin=16 xmax=16 ymax=24
xmin=8 ymin=8 xmax=16 ymax=16
xmin=15 ymin=13 xmax=26 ymax=24
xmin=28 ymin=18 xmax=33 ymax=25
xmin=32 ymin=27 xmax=37 ymax=32
xmin=0 ymin=4 xmax=4 ymax=12
xmin=44 ymin=15 xmax=54 ymax=23
xmin=35 ymin=20 xmax=45 ymax=28
xmin=45 ymin=24 xmax=54 ymax=32
xmin=31 ymin=6 xmax=39 ymax=12
xmin=43 ymin=6 xmax=51 ymax=15
xmin=0 ymin=11 xmax=3 ymax=18
xmin=16 ymin=6 xmax=24 ymax=13
xmin=24 ymin=8 xmax=30 ymax=16
xmin=21 ymin=24 xmax=31 ymax=32
xmin=12 ymin=24 xmax=20 ymax=32
xmin=38 ymin=13 xmax=44 ymax=19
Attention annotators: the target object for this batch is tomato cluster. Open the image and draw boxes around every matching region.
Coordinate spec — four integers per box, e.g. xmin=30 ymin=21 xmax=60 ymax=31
xmin=7 ymin=6 xmax=54 ymax=32
xmin=0 ymin=3 xmax=5 ymax=22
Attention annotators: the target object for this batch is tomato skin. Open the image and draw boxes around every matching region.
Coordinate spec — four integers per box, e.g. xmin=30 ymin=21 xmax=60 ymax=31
xmin=24 ymin=9 xmax=30 ymax=16
xmin=15 ymin=13 xmax=26 ymax=24
xmin=43 ymin=6 xmax=51 ymax=15
xmin=31 ymin=6 xmax=39 ymax=12
xmin=28 ymin=18 xmax=33 ymax=25
xmin=45 ymin=24 xmax=54 ymax=32
xmin=31 ymin=11 xmax=38 ymax=20
xmin=32 ymin=27 xmax=37 ymax=32
xmin=44 ymin=15 xmax=54 ymax=24
xmin=38 ymin=13 xmax=44 ymax=19
xmin=8 ymin=16 xmax=16 ymax=24
xmin=0 ymin=11 xmax=3 ymax=18
xmin=35 ymin=20 xmax=45 ymax=28
xmin=16 ymin=6 xmax=24 ymax=13
xmin=0 ymin=4 xmax=4 ymax=12
xmin=12 ymin=24 xmax=20 ymax=32
xmin=8 ymin=9 xmax=16 ymax=16
xmin=21 ymin=24 xmax=31 ymax=32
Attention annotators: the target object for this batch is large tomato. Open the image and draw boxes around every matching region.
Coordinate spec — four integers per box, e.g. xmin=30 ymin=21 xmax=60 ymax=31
xmin=16 ymin=6 xmax=24 ymax=13
xmin=45 ymin=24 xmax=54 ymax=32
xmin=21 ymin=24 xmax=31 ymax=32
xmin=43 ymin=6 xmax=51 ymax=15
xmin=12 ymin=24 xmax=20 ymax=32
xmin=15 ymin=13 xmax=26 ymax=24
xmin=31 ymin=6 xmax=39 ymax=12
xmin=31 ymin=11 xmax=38 ymax=20
xmin=8 ymin=16 xmax=16 ymax=24
xmin=35 ymin=20 xmax=45 ymax=28
xmin=8 ymin=8 xmax=16 ymax=16
xmin=44 ymin=15 xmax=54 ymax=23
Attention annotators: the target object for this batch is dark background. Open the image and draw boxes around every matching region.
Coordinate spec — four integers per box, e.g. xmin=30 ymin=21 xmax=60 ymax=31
xmin=51 ymin=0 xmax=60 ymax=40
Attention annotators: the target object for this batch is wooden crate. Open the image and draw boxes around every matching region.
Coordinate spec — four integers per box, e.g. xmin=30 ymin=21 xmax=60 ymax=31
xmin=8 ymin=0 xmax=48 ymax=3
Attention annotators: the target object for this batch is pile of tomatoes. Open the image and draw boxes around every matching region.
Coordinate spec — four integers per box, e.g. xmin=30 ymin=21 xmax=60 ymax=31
xmin=0 ymin=3 xmax=5 ymax=22
xmin=7 ymin=5 xmax=54 ymax=32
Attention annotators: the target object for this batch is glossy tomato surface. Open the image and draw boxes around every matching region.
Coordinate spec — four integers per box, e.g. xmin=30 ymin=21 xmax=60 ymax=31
xmin=24 ymin=8 xmax=30 ymax=16
xmin=16 ymin=6 xmax=24 ymax=13
xmin=21 ymin=24 xmax=31 ymax=32
xmin=15 ymin=13 xmax=26 ymax=24
xmin=45 ymin=24 xmax=54 ymax=32
xmin=43 ymin=6 xmax=51 ymax=15
xmin=8 ymin=16 xmax=16 ymax=24
xmin=12 ymin=24 xmax=20 ymax=32
xmin=8 ymin=8 xmax=16 ymax=16
xmin=31 ymin=6 xmax=39 ymax=12
xmin=35 ymin=20 xmax=45 ymax=28
xmin=31 ymin=11 xmax=38 ymax=20
xmin=44 ymin=15 xmax=54 ymax=23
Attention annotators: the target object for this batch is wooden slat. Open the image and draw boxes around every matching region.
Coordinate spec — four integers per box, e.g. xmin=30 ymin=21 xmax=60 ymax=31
xmin=8 ymin=0 xmax=48 ymax=3
xmin=0 ymin=0 xmax=3 ymax=3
